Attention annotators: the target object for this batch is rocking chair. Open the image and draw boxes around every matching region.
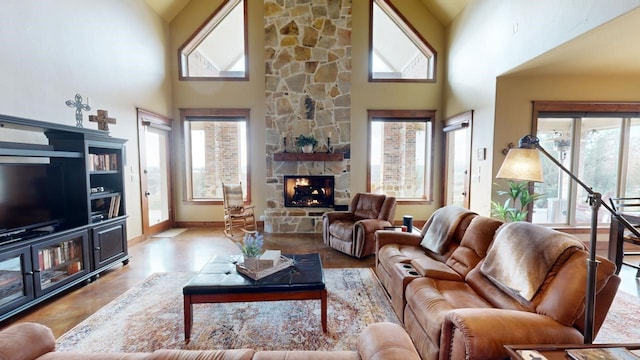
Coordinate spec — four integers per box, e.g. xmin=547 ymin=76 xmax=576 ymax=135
xmin=222 ymin=182 xmax=256 ymax=239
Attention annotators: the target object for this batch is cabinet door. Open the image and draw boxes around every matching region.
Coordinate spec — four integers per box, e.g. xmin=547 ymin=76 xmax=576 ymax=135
xmin=0 ymin=246 xmax=34 ymax=316
xmin=91 ymin=219 xmax=127 ymax=271
xmin=32 ymin=230 xmax=90 ymax=296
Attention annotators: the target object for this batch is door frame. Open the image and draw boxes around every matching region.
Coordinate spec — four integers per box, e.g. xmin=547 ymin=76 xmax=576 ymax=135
xmin=137 ymin=108 xmax=174 ymax=237
xmin=442 ymin=110 xmax=473 ymax=208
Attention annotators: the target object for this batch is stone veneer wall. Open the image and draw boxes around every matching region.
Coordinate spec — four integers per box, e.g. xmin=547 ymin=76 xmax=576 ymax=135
xmin=264 ymin=0 xmax=352 ymax=233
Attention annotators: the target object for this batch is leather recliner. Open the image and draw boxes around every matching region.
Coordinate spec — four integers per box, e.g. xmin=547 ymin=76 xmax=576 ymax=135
xmin=323 ymin=193 xmax=396 ymax=258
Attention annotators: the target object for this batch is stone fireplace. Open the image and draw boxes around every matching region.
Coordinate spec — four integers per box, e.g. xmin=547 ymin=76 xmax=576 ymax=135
xmin=263 ymin=0 xmax=352 ymax=233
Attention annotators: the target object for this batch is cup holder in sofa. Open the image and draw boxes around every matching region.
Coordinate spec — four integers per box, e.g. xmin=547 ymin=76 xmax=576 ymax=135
xmin=408 ymin=271 xmax=419 ymax=276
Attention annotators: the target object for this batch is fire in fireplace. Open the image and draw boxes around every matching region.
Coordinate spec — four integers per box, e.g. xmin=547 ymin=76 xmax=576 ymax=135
xmin=284 ymin=175 xmax=334 ymax=208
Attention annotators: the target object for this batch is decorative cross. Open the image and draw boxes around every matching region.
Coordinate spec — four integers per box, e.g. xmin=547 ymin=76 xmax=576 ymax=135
xmin=65 ymin=93 xmax=91 ymax=128
xmin=89 ymin=110 xmax=117 ymax=131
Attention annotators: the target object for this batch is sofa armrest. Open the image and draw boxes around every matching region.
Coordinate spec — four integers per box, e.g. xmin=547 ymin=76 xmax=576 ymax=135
xmin=323 ymin=211 xmax=354 ymax=223
xmin=0 ymin=322 xmax=55 ymax=360
xmin=358 ymin=322 xmax=420 ymax=360
xmin=374 ymin=230 xmax=423 ymax=252
xmin=441 ymin=308 xmax=584 ymax=360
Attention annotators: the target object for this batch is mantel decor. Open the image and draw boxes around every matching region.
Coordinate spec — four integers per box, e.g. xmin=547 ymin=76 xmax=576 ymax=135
xmin=273 ymin=152 xmax=344 ymax=161
xmin=294 ymin=134 xmax=318 ymax=153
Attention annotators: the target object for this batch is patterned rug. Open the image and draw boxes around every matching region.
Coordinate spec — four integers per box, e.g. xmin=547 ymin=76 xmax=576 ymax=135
xmin=596 ymin=289 xmax=640 ymax=343
xmin=56 ymin=268 xmax=400 ymax=353
xmin=55 ymin=268 xmax=640 ymax=353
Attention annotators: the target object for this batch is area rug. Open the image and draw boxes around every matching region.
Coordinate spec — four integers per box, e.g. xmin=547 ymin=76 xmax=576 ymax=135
xmin=595 ymin=289 xmax=640 ymax=343
xmin=152 ymin=228 xmax=188 ymax=238
xmin=56 ymin=268 xmax=400 ymax=353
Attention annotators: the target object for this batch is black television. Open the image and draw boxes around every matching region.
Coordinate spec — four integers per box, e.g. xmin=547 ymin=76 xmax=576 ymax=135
xmin=0 ymin=164 xmax=66 ymax=240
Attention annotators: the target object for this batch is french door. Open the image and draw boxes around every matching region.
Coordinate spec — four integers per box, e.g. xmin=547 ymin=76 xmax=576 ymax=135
xmin=442 ymin=111 xmax=473 ymax=208
xmin=137 ymin=109 xmax=173 ymax=236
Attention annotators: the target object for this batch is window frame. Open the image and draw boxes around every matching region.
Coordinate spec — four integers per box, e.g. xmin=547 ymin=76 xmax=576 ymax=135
xmin=367 ymin=109 xmax=435 ymax=204
xmin=177 ymin=0 xmax=249 ymax=81
xmin=180 ymin=108 xmax=251 ymax=205
xmin=531 ymin=101 xmax=640 ymax=226
xmin=368 ymin=0 xmax=437 ymax=83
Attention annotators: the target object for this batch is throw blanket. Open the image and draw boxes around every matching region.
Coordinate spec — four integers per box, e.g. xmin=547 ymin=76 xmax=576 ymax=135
xmin=420 ymin=206 xmax=476 ymax=254
xmin=480 ymin=222 xmax=585 ymax=301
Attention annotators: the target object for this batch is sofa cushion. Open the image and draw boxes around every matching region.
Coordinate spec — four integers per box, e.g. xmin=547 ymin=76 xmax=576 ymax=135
xmin=445 ymin=216 xmax=502 ymax=278
xmin=0 ymin=322 xmax=55 ymax=360
xmin=352 ymin=194 xmax=386 ymax=221
xmin=480 ymin=222 xmax=584 ymax=301
xmin=404 ymin=277 xmax=493 ymax=346
xmin=329 ymin=221 xmax=354 ymax=240
xmin=536 ymin=251 xmax=617 ymax=326
xmin=419 ymin=206 xmax=476 ymax=254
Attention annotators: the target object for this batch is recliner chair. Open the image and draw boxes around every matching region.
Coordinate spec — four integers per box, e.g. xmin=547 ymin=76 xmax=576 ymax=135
xmin=322 ymin=193 xmax=396 ymax=258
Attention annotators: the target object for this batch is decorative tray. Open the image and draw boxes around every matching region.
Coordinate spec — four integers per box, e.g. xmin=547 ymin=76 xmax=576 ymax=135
xmin=236 ymin=255 xmax=294 ymax=280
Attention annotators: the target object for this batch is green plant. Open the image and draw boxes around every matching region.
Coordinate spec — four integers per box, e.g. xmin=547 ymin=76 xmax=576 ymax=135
xmin=491 ymin=180 xmax=543 ymax=222
xmin=294 ymin=134 xmax=318 ymax=148
xmin=239 ymin=232 xmax=264 ymax=258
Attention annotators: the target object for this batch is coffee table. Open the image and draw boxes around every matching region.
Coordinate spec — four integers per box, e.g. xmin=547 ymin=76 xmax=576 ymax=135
xmin=183 ymin=252 xmax=326 ymax=340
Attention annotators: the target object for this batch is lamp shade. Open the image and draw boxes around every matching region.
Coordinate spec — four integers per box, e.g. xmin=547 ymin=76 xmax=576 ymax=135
xmin=496 ymin=148 xmax=544 ymax=182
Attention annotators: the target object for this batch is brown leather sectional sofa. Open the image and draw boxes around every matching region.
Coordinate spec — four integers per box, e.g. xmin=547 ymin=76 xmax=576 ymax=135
xmin=0 ymin=321 xmax=420 ymax=360
xmin=375 ymin=206 xmax=621 ymax=360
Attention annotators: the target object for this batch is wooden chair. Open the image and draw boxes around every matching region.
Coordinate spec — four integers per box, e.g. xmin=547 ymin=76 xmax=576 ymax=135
xmin=222 ymin=182 xmax=256 ymax=239
xmin=608 ymin=197 xmax=640 ymax=276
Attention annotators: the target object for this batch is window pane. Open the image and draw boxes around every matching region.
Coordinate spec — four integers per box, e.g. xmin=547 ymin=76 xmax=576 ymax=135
xmin=624 ymin=118 xmax=640 ymax=197
xmin=533 ymin=118 xmax=572 ymax=225
xmin=370 ymin=120 xmax=430 ymax=199
xmin=370 ymin=0 xmax=435 ymax=81
xmin=179 ymin=0 xmax=247 ymax=79
xmin=575 ymin=118 xmax=620 ymax=224
xmin=188 ymin=120 xmax=247 ymax=200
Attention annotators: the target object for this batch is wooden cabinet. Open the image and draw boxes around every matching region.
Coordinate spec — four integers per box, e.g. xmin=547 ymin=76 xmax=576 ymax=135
xmin=91 ymin=219 xmax=128 ymax=271
xmin=0 ymin=114 xmax=130 ymax=321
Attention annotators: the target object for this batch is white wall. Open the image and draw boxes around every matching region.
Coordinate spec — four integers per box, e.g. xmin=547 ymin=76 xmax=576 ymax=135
xmin=446 ymin=0 xmax=640 ymax=216
xmin=0 ymin=0 xmax=173 ymax=240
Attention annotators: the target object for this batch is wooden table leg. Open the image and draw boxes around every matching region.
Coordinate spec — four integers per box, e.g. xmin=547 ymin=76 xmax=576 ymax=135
xmin=321 ymin=288 xmax=327 ymax=332
xmin=183 ymin=295 xmax=193 ymax=341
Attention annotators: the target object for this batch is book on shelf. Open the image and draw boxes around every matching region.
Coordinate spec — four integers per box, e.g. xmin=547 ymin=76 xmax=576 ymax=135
xmin=566 ymin=347 xmax=640 ymax=360
xmin=108 ymin=194 xmax=121 ymax=218
xmin=88 ymin=153 xmax=118 ymax=171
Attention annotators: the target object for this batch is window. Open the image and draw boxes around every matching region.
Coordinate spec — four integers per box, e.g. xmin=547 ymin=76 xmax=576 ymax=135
xmin=368 ymin=110 xmax=434 ymax=202
xmin=180 ymin=109 xmax=250 ymax=203
xmin=178 ymin=0 xmax=248 ymax=80
xmin=531 ymin=101 xmax=640 ymax=226
xmin=369 ymin=0 xmax=436 ymax=82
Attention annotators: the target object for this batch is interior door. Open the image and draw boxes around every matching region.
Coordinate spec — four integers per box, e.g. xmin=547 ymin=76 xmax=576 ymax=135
xmin=137 ymin=109 xmax=173 ymax=236
xmin=443 ymin=111 xmax=473 ymax=208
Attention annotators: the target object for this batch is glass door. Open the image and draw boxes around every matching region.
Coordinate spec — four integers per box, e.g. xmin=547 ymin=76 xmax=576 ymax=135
xmin=32 ymin=230 xmax=90 ymax=296
xmin=0 ymin=246 xmax=34 ymax=314
xmin=138 ymin=109 xmax=173 ymax=236
xmin=443 ymin=111 xmax=473 ymax=208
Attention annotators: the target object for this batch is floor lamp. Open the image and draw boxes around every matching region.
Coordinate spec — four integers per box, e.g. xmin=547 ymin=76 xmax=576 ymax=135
xmin=496 ymin=134 xmax=640 ymax=344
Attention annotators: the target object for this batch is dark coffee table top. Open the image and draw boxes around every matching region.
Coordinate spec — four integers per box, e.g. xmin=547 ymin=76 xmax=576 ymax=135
xmin=183 ymin=253 xmax=324 ymax=295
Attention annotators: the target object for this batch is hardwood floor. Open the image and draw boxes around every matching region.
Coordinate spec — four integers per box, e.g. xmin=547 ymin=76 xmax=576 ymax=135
xmin=1 ymin=228 xmax=373 ymax=338
xmin=1 ymin=227 xmax=639 ymax=339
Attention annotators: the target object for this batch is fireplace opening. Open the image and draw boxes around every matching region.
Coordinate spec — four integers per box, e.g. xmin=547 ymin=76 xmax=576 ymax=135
xmin=284 ymin=175 xmax=334 ymax=208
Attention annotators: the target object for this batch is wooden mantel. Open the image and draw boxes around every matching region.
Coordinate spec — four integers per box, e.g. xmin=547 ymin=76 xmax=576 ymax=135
xmin=273 ymin=152 xmax=344 ymax=161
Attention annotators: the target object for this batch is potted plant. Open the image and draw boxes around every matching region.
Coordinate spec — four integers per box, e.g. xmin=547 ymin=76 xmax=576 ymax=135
xmin=239 ymin=232 xmax=264 ymax=270
xmin=491 ymin=180 xmax=543 ymax=222
xmin=295 ymin=134 xmax=318 ymax=153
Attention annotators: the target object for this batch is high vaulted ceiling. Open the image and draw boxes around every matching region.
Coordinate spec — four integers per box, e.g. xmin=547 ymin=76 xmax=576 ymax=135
xmin=145 ymin=0 xmax=468 ymax=25
xmin=145 ymin=0 xmax=640 ymax=77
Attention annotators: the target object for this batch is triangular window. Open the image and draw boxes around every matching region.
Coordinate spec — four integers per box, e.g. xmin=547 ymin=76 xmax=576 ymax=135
xmin=369 ymin=0 xmax=436 ymax=82
xmin=178 ymin=0 xmax=247 ymax=80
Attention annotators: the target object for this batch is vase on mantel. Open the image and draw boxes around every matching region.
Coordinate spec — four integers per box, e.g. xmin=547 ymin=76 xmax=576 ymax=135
xmin=243 ymin=256 xmax=260 ymax=271
xmin=301 ymin=144 xmax=314 ymax=153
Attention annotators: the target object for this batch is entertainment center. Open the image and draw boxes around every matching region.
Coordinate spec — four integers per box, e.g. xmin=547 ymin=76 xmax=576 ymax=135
xmin=0 ymin=113 xmax=129 ymax=322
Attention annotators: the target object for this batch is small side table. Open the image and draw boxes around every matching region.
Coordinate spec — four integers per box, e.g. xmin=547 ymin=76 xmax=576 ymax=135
xmin=504 ymin=343 xmax=640 ymax=360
